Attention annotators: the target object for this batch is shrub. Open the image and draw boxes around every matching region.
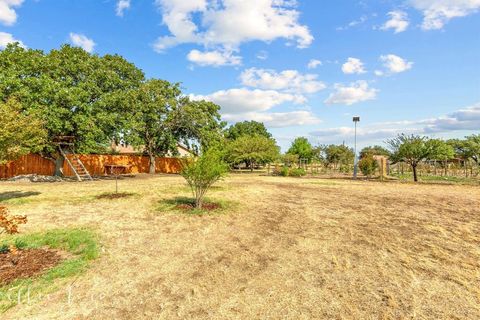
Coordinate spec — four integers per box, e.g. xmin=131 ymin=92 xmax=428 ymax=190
xmin=358 ymin=154 xmax=378 ymax=178
xmin=279 ymin=166 xmax=290 ymax=176
xmin=0 ymin=206 xmax=27 ymax=235
xmin=180 ymin=148 xmax=228 ymax=209
xmin=289 ymin=168 xmax=306 ymax=177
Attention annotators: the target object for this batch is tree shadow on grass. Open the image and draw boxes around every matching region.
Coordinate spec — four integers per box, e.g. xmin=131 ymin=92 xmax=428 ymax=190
xmin=158 ymin=196 xmax=223 ymax=214
xmin=0 ymin=191 xmax=41 ymax=203
xmin=95 ymin=192 xmax=136 ymax=200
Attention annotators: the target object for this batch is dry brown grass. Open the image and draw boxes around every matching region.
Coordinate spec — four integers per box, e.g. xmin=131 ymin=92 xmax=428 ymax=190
xmin=0 ymin=174 xmax=479 ymax=319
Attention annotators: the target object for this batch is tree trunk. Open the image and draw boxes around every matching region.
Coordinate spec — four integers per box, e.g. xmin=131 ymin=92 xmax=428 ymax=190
xmin=412 ymin=164 xmax=418 ymax=182
xmin=250 ymin=161 xmax=254 ymax=172
xmin=149 ymin=154 xmax=156 ymax=174
xmin=54 ymin=154 xmax=65 ymax=177
xmin=195 ymin=188 xmax=203 ymax=209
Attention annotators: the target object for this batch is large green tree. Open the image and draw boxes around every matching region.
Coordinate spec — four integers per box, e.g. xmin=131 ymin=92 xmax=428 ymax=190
xmin=287 ymin=137 xmax=314 ymax=162
xmin=324 ymin=144 xmax=355 ymax=171
xmin=125 ymin=80 xmax=224 ymax=173
xmin=0 ymin=98 xmax=47 ymax=163
xmin=226 ymin=135 xmax=279 ymax=171
xmin=388 ymin=134 xmax=431 ymax=182
xmin=225 ymin=121 xmax=272 ymax=140
xmin=0 ymin=43 xmax=145 ymax=175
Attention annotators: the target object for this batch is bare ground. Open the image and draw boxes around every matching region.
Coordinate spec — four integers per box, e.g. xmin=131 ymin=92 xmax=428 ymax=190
xmin=1 ymin=175 xmax=479 ymax=319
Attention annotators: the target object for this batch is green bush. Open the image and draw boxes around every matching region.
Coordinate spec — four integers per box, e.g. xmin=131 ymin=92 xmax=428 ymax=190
xmin=279 ymin=166 xmax=290 ymax=176
xmin=358 ymin=154 xmax=378 ymax=178
xmin=289 ymin=168 xmax=306 ymax=177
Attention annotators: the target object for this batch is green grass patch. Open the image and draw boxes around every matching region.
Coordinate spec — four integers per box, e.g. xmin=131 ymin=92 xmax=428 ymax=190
xmin=0 ymin=228 xmax=99 ymax=313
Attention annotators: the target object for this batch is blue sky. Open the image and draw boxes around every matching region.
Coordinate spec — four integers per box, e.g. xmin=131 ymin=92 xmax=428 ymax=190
xmin=0 ymin=0 xmax=479 ymax=151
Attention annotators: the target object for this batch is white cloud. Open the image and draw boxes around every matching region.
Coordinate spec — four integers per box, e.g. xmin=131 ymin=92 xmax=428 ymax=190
xmin=424 ymin=102 xmax=480 ymax=132
xmin=310 ymin=102 xmax=480 ymax=144
xmin=187 ymin=49 xmax=241 ymax=67
xmin=0 ymin=31 xmax=24 ymax=49
xmin=256 ymin=50 xmax=268 ymax=60
xmin=0 ymin=0 xmax=23 ymax=26
xmin=223 ymin=110 xmax=321 ymax=128
xmin=336 ymin=15 xmax=368 ymax=31
xmin=116 ymin=0 xmax=130 ymax=17
xmin=190 ymin=88 xmax=306 ymax=114
xmin=380 ymin=54 xmax=413 ymax=74
xmin=69 ymin=33 xmax=96 ymax=53
xmin=342 ymin=58 xmax=366 ymax=74
xmin=307 ymin=59 xmax=322 ymax=69
xmin=381 ymin=10 xmax=409 ymax=33
xmin=153 ymin=0 xmax=313 ymax=57
xmin=325 ymin=81 xmax=378 ymax=106
xmin=409 ymin=0 xmax=480 ymax=30
xmin=240 ymin=68 xmax=326 ymax=94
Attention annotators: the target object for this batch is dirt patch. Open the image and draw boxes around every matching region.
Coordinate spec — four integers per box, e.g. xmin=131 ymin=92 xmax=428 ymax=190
xmin=96 ymin=192 xmax=135 ymax=200
xmin=175 ymin=202 xmax=221 ymax=211
xmin=0 ymin=248 xmax=63 ymax=285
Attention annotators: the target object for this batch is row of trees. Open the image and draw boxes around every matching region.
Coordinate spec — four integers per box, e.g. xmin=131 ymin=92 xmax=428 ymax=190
xmin=386 ymin=134 xmax=480 ymax=181
xmin=0 ymin=43 xmax=224 ymax=174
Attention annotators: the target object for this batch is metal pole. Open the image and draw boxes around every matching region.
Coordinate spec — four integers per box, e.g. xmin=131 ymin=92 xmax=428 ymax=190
xmin=352 ymin=116 xmax=360 ymax=179
xmin=353 ymin=121 xmax=357 ymax=179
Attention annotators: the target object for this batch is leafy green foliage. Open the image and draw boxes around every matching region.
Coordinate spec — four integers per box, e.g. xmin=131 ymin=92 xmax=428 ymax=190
xmin=289 ymin=168 xmax=307 ymax=177
xmin=388 ymin=134 xmax=431 ymax=182
xmin=225 ymin=121 xmax=272 ymax=140
xmin=359 ymin=145 xmax=391 ymax=158
xmin=426 ymin=139 xmax=455 ymax=161
xmin=287 ymin=137 xmax=314 ymax=161
xmin=226 ymin=135 xmax=279 ymax=171
xmin=276 ymin=166 xmax=306 ymax=177
xmin=324 ymin=144 xmax=355 ymax=170
xmin=180 ymin=149 xmax=228 ymax=209
xmin=124 ymin=80 xmax=224 ymax=172
xmin=0 ymin=98 xmax=46 ymax=163
xmin=0 ymin=44 xmax=145 ymax=156
xmin=358 ymin=154 xmax=378 ymax=178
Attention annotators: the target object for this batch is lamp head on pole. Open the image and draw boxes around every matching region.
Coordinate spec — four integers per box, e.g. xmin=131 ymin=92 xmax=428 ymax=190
xmin=353 ymin=116 xmax=360 ymax=123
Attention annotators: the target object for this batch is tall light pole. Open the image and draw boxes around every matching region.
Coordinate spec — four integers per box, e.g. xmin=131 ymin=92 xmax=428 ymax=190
xmin=353 ymin=116 xmax=360 ymax=179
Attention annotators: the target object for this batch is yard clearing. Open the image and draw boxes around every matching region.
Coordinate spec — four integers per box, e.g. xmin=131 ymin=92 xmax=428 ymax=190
xmin=1 ymin=175 xmax=479 ymax=319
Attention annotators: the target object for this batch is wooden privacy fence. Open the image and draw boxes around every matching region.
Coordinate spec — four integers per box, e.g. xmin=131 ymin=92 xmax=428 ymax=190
xmin=0 ymin=154 xmax=183 ymax=179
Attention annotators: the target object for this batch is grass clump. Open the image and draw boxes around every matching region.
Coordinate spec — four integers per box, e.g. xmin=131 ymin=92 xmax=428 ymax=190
xmin=0 ymin=228 xmax=99 ymax=312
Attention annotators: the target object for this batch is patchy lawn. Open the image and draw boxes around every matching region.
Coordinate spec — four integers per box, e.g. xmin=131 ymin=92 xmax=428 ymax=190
xmin=0 ymin=174 xmax=479 ymax=319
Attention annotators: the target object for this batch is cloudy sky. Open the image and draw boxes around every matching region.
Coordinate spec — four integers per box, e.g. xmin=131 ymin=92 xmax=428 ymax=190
xmin=1 ymin=0 xmax=479 ymax=150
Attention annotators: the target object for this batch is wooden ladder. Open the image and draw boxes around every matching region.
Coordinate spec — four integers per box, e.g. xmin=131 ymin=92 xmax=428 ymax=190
xmin=59 ymin=145 xmax=93 ymax=182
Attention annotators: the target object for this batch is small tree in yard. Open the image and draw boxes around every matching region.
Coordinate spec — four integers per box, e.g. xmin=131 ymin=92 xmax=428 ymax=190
xmin=180 ymin=149 xmax=228 ymax=209
xmin=358 ymin=153 xmax=378 ymax=178
xmin=388 ymin=134 xmax=431 ymax=182
xmin=0 ymin=98 xmax=46 ymax=164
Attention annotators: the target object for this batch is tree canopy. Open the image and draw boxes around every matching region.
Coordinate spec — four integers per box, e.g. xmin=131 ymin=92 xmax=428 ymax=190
xmin=225 ymin=121 xmax=272 ymax=140
xmin=0 ymin=43 xmax=145 ymax=156
xmin=124 ymin=80 xmax=224 ymax=173
xmin=360 ymin=145 xmax=391 ymax=158
xmin=388 ymin=134 xmax=431 ymax=182
xmin=287 ymin=137 xmax=314 ymax=162
xmin=226 ymin=135 xmax=279 ymax=171
xmin=0 ymin=98 xmax=47 ymax=163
